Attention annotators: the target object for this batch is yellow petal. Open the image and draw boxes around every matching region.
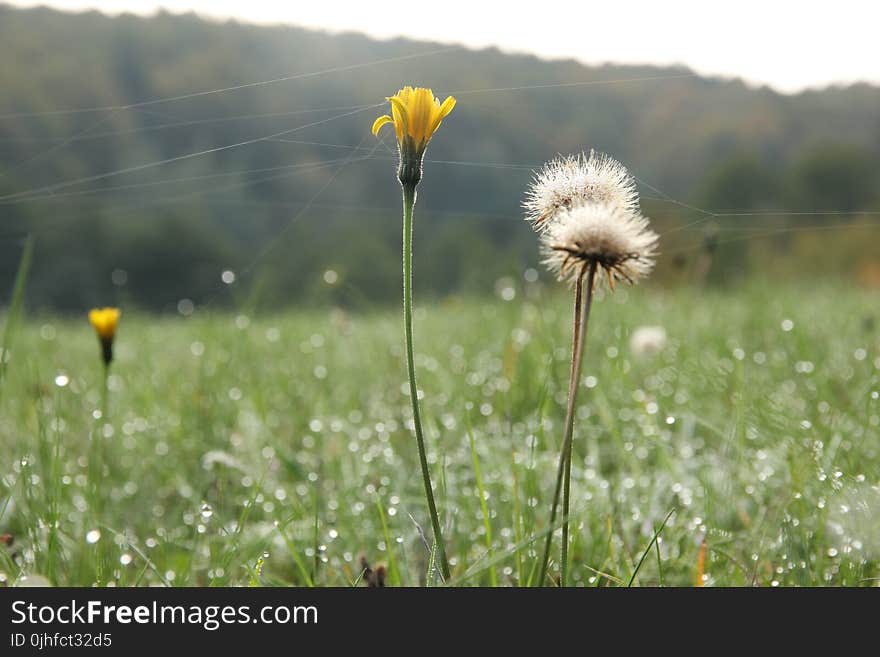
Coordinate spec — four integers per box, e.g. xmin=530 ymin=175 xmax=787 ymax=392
xmin=371 ymin=114 xmax=393 ymax=136
xmin=437 ymin=95 xmax=456 ymax=121
xmin=411 ymin=88 xmax=437 ymax=144
xmin=387 ymin=95 xmax=409 ymax=140
xmin=429 ymin=95 xmax=456 ymax=135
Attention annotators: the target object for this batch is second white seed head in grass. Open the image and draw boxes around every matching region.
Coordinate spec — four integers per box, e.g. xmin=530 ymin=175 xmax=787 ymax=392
xmin=541 ymin=201 xmax=659 ymax=289
xmin=524 ymin=150 xmax=640 ymax=232
xmin=630 ymin=325 xmax=668 ymax=357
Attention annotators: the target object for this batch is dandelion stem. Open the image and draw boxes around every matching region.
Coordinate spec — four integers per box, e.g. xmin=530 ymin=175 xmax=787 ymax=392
xmin=401 ymin=183 xmax=450 ymax=581
xmin=91 ymin=362 xmax=110 ymax=584
xmin=101 ymin=362 xmax=110 ymax=422
xmin=91 ymin=363 xmax=110 ymax=509
xmin=538 ymin=259 xmax=597 ymax=586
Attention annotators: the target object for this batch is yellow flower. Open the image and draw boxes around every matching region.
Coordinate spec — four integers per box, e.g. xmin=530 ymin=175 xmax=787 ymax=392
xmin=89 ymin=307 xmax=120 ymax=365
xmin=372 ymin=86 xmax=456 ymax=159
xmin=89 ymin=307 xmax=120 ymax=340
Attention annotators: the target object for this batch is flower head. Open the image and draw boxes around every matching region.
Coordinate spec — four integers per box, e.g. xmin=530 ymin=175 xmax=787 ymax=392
xmin=541 ymin=202 xmax=658 ymax=289
xmin=372 ymin=86 xmax=456 ymax=186
xmin=630 ymin=325 xmax=668 ymax=357
xmin=89 ymin=307 xmax=120 ymax=365
xmin=525 ymin=150 xmax=639 ymax=231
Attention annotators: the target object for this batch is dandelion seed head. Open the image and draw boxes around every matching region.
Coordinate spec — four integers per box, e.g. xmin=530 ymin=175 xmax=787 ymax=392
xmin=630 ymin=326 xmax=668 ymax=357
xmin=541 ymin=202 xmax=658 ymax=289
xmin=524 ymin=150 xmax=639 ymax=231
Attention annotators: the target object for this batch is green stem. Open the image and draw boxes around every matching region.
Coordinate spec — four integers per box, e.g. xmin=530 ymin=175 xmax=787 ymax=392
xmin=91 ymin=362 xmax=109 ymax=584
xmin=538 ymin=260 xmax=597 ymax=586
xmin=0 ymin=236 xmax=34 ymax=404
xmin=402 ymin=184 xmax=451 ymax=581
xmin=101 ymin=362 xmax=110 ymax=422
xmin=537 ymin=273 xmax=582 ymax=585
xmin=90 ymin=363 xmax=109 ymax=507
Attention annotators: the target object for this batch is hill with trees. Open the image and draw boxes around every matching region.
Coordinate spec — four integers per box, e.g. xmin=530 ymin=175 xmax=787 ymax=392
xmin=1 ymin=4 xmax=878 ymax=310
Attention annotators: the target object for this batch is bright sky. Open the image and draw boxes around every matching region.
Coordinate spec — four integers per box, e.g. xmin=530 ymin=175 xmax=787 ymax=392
xmin=8 ymin=1 xmax=880 ymax=93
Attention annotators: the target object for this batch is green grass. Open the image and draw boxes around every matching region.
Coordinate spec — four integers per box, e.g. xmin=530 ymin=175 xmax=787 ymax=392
xmin=1 ymin=280 xmax=879 ymax=586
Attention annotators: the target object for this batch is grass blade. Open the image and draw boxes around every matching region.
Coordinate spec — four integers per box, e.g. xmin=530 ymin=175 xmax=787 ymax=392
xmin=627 ymin=509 xmax=675 ymax=587
xmin=0 ymin=235 xmax=34 ymax=400
xmin=466 ymin=416 xmax=497 ymax=586
xmin=374 ymin=494 xmax=401 ymax=586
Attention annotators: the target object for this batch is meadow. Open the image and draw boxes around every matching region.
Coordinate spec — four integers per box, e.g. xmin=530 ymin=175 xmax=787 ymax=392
xmin=1 ymin=279 xmax=878 ymax=586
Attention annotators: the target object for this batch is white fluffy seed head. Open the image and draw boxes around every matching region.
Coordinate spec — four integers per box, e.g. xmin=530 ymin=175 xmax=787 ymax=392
xmin=541 ymin=202 xmax=659 ymax=288
xmin=524 ymin=150 xmax=640 ymax=232
xmin=630 ymin=326 xmax=668 ymax=357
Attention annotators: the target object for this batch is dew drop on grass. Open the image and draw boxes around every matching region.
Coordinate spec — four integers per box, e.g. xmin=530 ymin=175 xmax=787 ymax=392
xmin=86 ymin=529 xmax=101 ymax=544
xmin=200 ymin=503 xmax=213 ymax=520
xmin=54 ymin=374 xmax=69 ymax=387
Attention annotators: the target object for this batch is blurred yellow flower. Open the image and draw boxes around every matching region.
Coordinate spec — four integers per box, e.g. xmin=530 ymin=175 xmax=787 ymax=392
xmin=89 ymin=307 xmax=120 ymax=340
xmin=89 ymin=307 xmax=120 ymax=365
xmin=372 ymin=86 xmax=456 ymax=158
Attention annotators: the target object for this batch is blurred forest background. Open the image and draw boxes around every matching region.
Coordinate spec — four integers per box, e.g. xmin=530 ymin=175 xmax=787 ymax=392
xmin=1 ymin=4 xmax=879 ymax=312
